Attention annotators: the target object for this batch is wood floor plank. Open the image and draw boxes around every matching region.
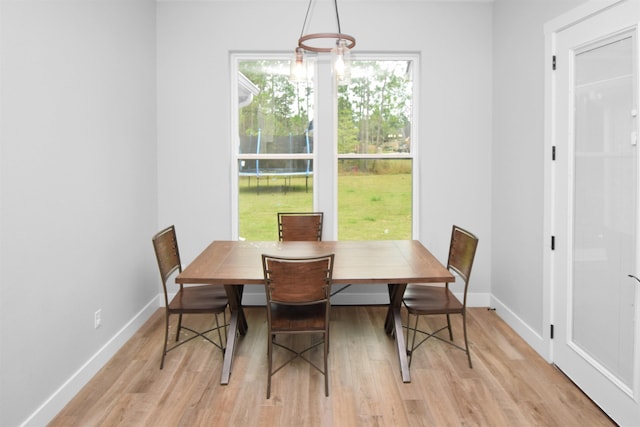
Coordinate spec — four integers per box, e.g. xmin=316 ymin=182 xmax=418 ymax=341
xmin=48 ymin=306 xmax=616 ymax=427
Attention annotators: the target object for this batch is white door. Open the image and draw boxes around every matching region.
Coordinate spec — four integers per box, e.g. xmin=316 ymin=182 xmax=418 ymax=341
xmin=552 ymin=1 xmax=640 ymax=425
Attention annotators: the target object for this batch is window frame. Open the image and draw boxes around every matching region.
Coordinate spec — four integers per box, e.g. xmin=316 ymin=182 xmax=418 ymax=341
xmin=230 ymin=52 xmax=420 ymax=241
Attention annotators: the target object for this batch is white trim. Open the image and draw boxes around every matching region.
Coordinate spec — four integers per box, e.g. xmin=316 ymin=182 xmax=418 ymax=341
xmin=463 ymin=292 xmax=491 ymax=308
xmin=242 ymin=285 xmax=490 ymax=307
xmin=543 ymin=0 xmax=631 ymax=365
xmin=490 ymin=295 xmax=547 ymax=361
xmin=544 ymin=0 xmax=627 ymax=34
xmin=542 ymin=12 xmax=558 ymax=366
xmin=19 ymin=296 xmax=161 ymax=427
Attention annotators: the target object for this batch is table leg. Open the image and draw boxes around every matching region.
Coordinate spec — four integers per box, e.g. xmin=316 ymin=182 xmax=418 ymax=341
xmin=386 ymin=283 xmax=410 ymax=383
xmin=220 ymin=284 xmax=247 ymax=385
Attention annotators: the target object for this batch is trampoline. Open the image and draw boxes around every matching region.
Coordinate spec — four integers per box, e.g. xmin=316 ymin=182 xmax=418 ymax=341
xmin=239 ymin=129 xmax=313 ymax=194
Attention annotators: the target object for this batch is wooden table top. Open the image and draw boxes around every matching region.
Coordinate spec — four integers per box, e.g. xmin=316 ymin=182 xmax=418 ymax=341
xmin=176 ymin=240 xmax=454 ymax=286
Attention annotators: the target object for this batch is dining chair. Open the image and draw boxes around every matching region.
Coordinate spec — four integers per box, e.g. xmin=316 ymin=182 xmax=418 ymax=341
xmin=261 ymin=253 xmax=334 ymax=398
xmin=152 ymin=225 xmax=229 ymax=369
xmin=402 ymin=225 xmax=479 ymax=368
xmin=277 ymin=212 xmax=323 ymax=241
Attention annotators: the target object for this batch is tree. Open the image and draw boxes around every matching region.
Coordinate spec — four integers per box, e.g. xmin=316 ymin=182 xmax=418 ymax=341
xmin=239 ymin=60 xmax=312 ymax=139
xmin=338 ymin=60 xmax=412 ymax=155
xmin=238 ymin=59 xmax=412 ymax=155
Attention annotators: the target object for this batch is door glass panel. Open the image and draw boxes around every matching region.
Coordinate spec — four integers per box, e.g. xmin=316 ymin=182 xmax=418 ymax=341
xmin=572 ymin=36 xmax=636 ymax=387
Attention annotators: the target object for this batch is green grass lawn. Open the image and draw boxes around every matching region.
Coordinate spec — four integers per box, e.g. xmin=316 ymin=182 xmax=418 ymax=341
xmin=239 ymin=173 xmax=412 ymax=240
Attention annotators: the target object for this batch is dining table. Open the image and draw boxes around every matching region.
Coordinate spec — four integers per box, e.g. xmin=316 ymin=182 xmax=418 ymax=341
xmin=175 ymin=239 xmax=454 ymax=385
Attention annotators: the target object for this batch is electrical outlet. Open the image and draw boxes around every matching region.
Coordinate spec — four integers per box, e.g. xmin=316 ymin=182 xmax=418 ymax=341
xmin=94 ymin=309 xmax=102 ymax=329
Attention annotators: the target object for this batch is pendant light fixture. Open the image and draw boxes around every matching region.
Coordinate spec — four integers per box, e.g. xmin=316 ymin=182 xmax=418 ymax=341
xmin=290 ymin=0 xmax=356 ymax=85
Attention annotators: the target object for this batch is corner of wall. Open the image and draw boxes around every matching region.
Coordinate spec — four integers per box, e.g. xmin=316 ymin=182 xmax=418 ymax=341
xmin=20 ymin=296 xmax=162 ymax=427
xmin=490 ymin=294 xmax=551 ymax=362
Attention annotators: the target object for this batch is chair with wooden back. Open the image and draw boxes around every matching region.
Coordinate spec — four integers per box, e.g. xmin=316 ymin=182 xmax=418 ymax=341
xmin=261 ymin=253 xmax=334 ymax=398
xmin=402 ymin=225 xmax=479 ymax=368
xmin=152 ymin=225 xmax=229 ymax=369
xmin=278 ymin=212 xmax=323 ymax=241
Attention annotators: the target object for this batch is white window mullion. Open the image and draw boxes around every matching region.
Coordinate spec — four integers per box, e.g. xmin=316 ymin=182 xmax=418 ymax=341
xmin=315 ymin=57 xmax=338 ymax=240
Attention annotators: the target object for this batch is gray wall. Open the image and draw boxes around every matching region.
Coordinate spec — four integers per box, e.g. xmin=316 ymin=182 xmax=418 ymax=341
xmin=0 ymin=1 xmax=158 ymax=426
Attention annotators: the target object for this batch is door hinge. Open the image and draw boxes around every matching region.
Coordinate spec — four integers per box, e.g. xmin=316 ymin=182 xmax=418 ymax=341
xmin=551 ymin=235 xmax=555 ymax=250
xmin=552 ymin=55 xmax=556 ymax=70
xmin=552 ymin=146 xmax=556 ymax=161
xmin=550 ymin=324 xmax=554 ymax=339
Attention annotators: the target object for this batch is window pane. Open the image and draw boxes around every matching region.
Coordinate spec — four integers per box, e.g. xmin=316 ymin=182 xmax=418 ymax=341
xmin=338 ymin=159 xmax=412 ymax=240
xmin=239 ymin=164 xmax=314 ymax=240
xmin=237 ymin=58 xmax=315 ymax=241
xmin=238 ymin=60 xmax=314 ymax=145
xmin=337 ymin=59 xmax=414 ymax=240
xmin=338 ymin=60 xmax=413 ymax=155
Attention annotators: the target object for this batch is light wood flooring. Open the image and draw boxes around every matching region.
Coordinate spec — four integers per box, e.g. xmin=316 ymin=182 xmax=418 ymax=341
xmin=49 ymin=306 xmax=615 ymax=426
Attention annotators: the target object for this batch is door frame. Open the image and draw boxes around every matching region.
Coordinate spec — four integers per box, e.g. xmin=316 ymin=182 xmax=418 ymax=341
xmin=544 ymin=0 xmax=633 ymax=362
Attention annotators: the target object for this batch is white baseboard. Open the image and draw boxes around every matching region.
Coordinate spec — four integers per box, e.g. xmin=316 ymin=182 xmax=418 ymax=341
xmin=489 ymin=295 xmax=550 ymax=361
xmin=458 ymin=291 xmax=491 ymax=308
xmin=21 ymin=296 xmax=161 ymax=427
xmin=242 ymin=284 xmax=491 ymax=308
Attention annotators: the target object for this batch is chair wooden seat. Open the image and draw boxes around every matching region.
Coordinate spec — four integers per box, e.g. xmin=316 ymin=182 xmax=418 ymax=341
xmin=402 ymin=285 xmax=463 ymax=314
xmin=168 ymin=285 xmax=229 ymax=313
xmin=269 ymin=303 xmax=327 ymax=331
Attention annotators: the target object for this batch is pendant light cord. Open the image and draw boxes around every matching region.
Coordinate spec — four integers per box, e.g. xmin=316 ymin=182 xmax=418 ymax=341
xmin=299 ymin=0 xmax=344 ymax=39
xmin=299 ymin=0 xmax=313 ymax=39
xmin=334 ymin=0 xmax=342 ymax=34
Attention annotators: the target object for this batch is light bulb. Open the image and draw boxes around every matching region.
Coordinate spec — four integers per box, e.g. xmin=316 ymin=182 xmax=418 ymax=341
xmin=289 ymin=47 xmax=307 ymax=82
xmin=331 ymin=39 xmax=351 ymax=85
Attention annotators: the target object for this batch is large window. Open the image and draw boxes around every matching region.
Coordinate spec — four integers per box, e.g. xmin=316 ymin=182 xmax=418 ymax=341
xmin=232 ymin=54 xmax=417 ymax=241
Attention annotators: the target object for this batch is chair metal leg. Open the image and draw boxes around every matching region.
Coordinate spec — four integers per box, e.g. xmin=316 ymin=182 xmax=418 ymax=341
xmin=267 ymin=332 xmax=273 ymax=399
xmin=404 ymin=311 xmax=474 ymax=370
xmin=267 ymin=333 xmax=328 ymax=397
xmin=267 ymin=329 xmax=277 ymax=399
xmin=462 ymin=311 xmax=472 ymax=368
xmin=175 ymin=313 xmax=183 ymax=342
xmin=215 ymin=314 xmax=224 ymax=351
xmin=161 ymin=310 xmax=229 ymax=370
xmin=222 ymin=309 xmax=228 ymax=349
xmin=404 ymin=311 xmax=413 ymax=365
xmin=408 ymin=314 xmax=420 ymax=367
xmin=405 ymin=312 xmax=410 ymax=357
xmin=160 ymin=314 xmax=170 ymax=369
xmin=324 ymin=333 xmax=329 ymax=396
